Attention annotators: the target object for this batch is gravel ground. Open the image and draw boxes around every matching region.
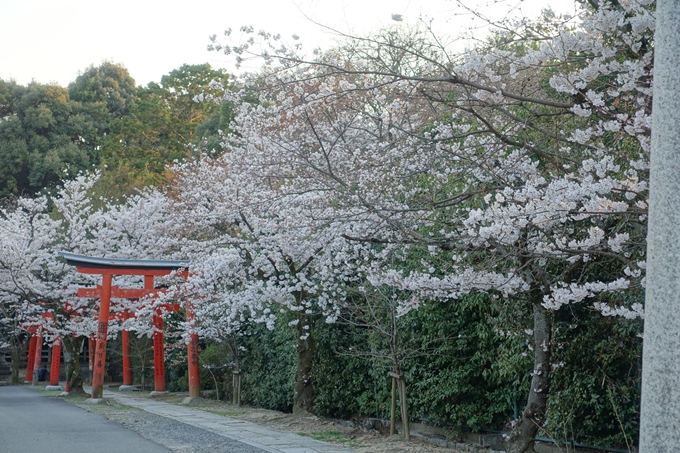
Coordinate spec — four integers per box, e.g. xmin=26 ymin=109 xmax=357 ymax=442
xmin=66 ymin=391 xmax=466 ymax=453
xmin=74 ymin=400 xmax=266 ymax=453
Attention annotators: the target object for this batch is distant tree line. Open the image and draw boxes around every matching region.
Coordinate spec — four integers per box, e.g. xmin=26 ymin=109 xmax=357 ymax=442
xmin=0 ymin=62 xmax=233 ymax=200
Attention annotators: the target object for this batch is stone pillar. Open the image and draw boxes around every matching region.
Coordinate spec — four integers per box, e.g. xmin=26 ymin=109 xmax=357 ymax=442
xmin=639 ymin=1 xmax=680 ymax=451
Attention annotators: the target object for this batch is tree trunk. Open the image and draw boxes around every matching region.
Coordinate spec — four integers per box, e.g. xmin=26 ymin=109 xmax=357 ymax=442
xmin=388 ymin=369 xmax=410 ymax=441
xmin=505 ymin=302 xmax=552 ymax=453
xmin=293 ymin=311 xmax=314 ymax=414
xmin=390 ymin=376 xmax=397 ymax=435
xmin=62 ymin=336 xmax=86 ymax=396
xmin=9 ymin=337 xmax=23 ymax=384
xmin=227 ymin=337 xmax=242 ymax=406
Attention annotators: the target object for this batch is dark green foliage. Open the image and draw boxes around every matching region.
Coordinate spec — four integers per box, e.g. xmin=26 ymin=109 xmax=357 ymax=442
xmin=194 ymin=100 xmax=236 ymax=153
xmin=1 ymin=63 xmax=233 ymax=200
xmin=0 ymin=77 xmax=111 ymax=197
xmin=147 ymin=289 xmax=640 ymax=451
xmin=96 ymin=63 xmax=233 ymax=197
xmin=68 ymin=61 xmax=137 ymax=118
xmin=405 ymin=296 xmax=517 ymax=432
xmin=310 ymin=294 xmax=522 ymax=433
xmin=240 ymin=321 xmax=297 ymax=412
xmin=547 ymin=301 xmax=642 ymax=448
xmin=312 ymin=321 xmax=389 ymax=419
xmin=198 ymin=342 xmax=233 ymax=397
xmin=165 ymin=339 xmax=191 ymax=393
xmin=127 ymin=335 xmax=154 ymax=391
xmin=181 ymin=290 xmax=641 ymax=449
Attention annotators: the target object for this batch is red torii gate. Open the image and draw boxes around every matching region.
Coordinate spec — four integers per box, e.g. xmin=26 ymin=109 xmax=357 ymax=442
xmin=77 ymin=285 xmax=180 ymax=391
xmin=59 ymin=251 xmax=200 ymax=400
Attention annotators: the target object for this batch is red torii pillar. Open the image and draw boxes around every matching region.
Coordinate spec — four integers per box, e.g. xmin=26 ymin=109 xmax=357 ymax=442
xmin=24 ymin=313 xmax=63 ymax=388
xmin=148 ymin=275 xmax=166 ymax=394
xmin=186 ymin=299 xmax=200 ymax=398
xmin=31 ymin=329 xmax=43 ymax=386
xmin=60 ymin=251 xmax=197 ymax=400
xmin=25 ymin=334 xmax=38 ymax=384
xmin=88 ymin=337 xmax=96 ymax=382
xmin=152 ymin=311 xmax=165 ymax=393
xmin=121 ymin=311 xmax=133 ymax=389
xmin=36 ymin=312 xmax=64 ymax=390
xmin=46 ymin=337 xmax=62 ymax=389
xmin=93 ymin=273 xmax=113 ymax=397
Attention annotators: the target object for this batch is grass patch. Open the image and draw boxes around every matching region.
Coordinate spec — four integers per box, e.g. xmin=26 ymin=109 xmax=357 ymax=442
xmin=83 ymin=403 xmax=144 ymax=416
xmin=204 ymin=408 xmax=247 ymax=417
xmin=298 ymin=431 xmax=363 ymax=448
xmin=36 ymin=389 xmax=65 ymax=396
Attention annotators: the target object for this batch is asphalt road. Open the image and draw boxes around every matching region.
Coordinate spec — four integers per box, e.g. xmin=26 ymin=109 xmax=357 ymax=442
xmin=0 ymin=386 xmax=174 ymax=453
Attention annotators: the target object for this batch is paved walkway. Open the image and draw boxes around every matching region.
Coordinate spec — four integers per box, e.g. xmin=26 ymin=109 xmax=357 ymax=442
xmin=101 ymin=390 xmax=357 ymax=453
xmin=0 ymin=386 xmax=174 ymax=453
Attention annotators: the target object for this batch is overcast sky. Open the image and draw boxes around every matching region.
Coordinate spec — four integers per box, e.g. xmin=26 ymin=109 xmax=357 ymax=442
xmin=0 ymin=0 xmax=572 ymax=88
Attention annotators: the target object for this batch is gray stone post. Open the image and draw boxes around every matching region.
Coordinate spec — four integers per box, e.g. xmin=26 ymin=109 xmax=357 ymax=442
xmin=639 ymin=1 xmax=680 ymax=451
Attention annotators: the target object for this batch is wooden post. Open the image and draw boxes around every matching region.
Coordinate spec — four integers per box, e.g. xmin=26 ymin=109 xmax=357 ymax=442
xmin=233 ymin=370 xmax=241 ymax=406
xmin=91 ymin=273 xmax=113 ymax=399
xmin=389 ymin=371 xmax=409 ymax=441
xmin=25 ymin=335 xmax=38 ymax=384
xmin=398 ymin=379 xmax=410 ymax=441
xmin=49 ymin=337 xmax=61 ymax=386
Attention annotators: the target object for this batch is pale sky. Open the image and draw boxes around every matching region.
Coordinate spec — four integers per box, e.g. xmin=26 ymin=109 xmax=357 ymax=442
xmin=0 ymin=0 xmax=572 ymax=88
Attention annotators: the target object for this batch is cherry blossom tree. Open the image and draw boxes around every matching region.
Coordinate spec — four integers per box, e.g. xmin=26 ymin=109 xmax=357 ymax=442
xmin=169 ymin=151 xmax=359 ymax=413
xmin=0 ymin=175 xmax=104 ymax=393
xmin=0 ymin=175 xmax=187 ymax=393
xmin=0 ymin=197 xmax=49 ymax=384
xmin=202 ymin=1 xmax=652 ymax=450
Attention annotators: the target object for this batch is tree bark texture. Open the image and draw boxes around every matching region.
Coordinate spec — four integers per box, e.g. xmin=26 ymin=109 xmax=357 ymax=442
xmin=293 ymin=311 xmax=314 ymax=414
xmin=62 ymin=336 xmax=86 ymax=395
xmin=9 ymin=339 xmax=23 ymax=384
xmin=390 ymin=376 xmax=397 ymax=436
xmin=505 ymin=302 xmax=552 ymax=453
